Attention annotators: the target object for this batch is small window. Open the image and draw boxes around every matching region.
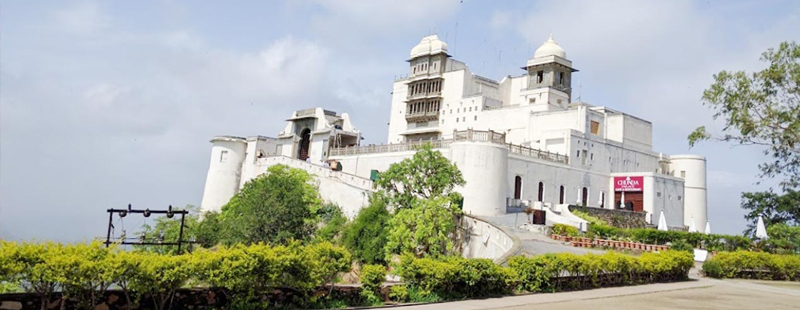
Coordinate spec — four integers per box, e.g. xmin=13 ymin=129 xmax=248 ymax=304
xmin=457 ymin=108 xmax=460 ymax=113
xmin=678 ymin=196 xmax=682 ymax=201
xmin=456 ymin=118 xmax=459 ymax=123
xmin=462 ymin=117 xmax=466 ymax=122
xmin=474 ymin=115 xmax=477 ymax=121
xmin=559 ymin=72 xmax=565 ymax=85
xmin=529 ymin=98 xmax=536 ymax=104
xmin=590 ymin=153 xmax=594 ymax=160
xmin=536 ymin=71 xmax=544 ymax=83
xmin=469 ymin=107 xmax=472 ymax=112
xmin=590 ymin=121 xmax=600 ymax=134
xmin=441 ymin=119 xmax=444 ymax=124
xmin=557 ymin=99 xmax=562 ymax=104
xmin=680 ymin=170 xmax=686 ymax=178
xmin=220 ymin=150 xmax=228 ymax=163
xmin=657 ymin=192 xmax=662 ymax=197
xmin=576 ymin=150 xmax=580 ymax=157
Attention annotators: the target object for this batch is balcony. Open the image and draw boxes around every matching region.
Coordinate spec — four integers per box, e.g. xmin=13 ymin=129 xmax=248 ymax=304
xmin=405 ymin=110 xmax=439 ymax=123
xmin=406 ymin=91 xmax=442 ymax=100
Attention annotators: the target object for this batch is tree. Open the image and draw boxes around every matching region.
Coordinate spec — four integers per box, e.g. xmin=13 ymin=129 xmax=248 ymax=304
xmin=342 ymin=196 xmax=391 ymax=265
xmin=314 ymin=203 xmax=348 ymax=244
xmin=740 ymin=190 xmax=800 ymax=235
xmin=375 ymin=144 xmax=465 ymax=209
xmin=384 ymin=197 xmax=459 ymax=260
xmin=689 ymin=41 xmax=800 ymax=188
xmin=136 ymin=205 xmax=218 ymax=254
xmin=219 ymin=164 xmax=321 ymax=245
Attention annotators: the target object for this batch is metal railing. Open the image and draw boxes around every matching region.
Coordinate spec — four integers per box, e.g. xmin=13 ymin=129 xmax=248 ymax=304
xmin=330 ymin=129 xmax=568 ymax=164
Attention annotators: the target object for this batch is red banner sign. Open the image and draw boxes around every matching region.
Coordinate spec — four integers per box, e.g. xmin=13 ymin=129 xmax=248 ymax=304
xmin=614 ymin=176 xmax=643 ymax=192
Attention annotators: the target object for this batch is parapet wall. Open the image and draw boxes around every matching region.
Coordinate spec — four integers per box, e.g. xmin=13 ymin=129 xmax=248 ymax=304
xmin=568 ymin=205 xmax=648 ymax=228
xmin=460 ymin=214 xmax=520 ymax=264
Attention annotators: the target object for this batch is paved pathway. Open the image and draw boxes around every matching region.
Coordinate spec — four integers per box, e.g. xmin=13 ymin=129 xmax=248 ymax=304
xmin=395 ymin=277 xmax=800 ymax=310
xmin=481 ymin=213 xmax=604 ymax=257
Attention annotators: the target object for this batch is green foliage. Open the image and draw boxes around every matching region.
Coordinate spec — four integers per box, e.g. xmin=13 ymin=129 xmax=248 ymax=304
xmin=585 ymin=224 xmax=752 ymax=252
xmin=703 ymin=251 xmax=800 ymax=281
xmin=395 ymin=254 xmax=515 ymax=300
xmin=342 ymin=196 xmax=390 ymax=265
xmin=690 ymin=41 xmax=800 ymax=188
xmin=388 ymin=285 xmax=409 ymax=302
xmin=740 ymin=190 xmax=800 ymax=236
xmin=766 ymin=223 xmax=800 ymax=254
xmin=551 ymin=224 xmax=580 ymax=237
xmin=509 ymin=251 xmax=693 ymax=293
xmin=572 ymin=210 xmax=608 ymax=226
xmin=359 ymin=264 xmax=386 ymax=305
xmin=385 ymin=197 xmax=459 ymax=260
xmin=220 ymin=164 xmax=321 ymax=245
xmin=315 ymin=203 xmax=348 ymax=243
xmin=375 ymin=144 xmax=465 ymax=209
xmin=135 ymin=205 xmax=221 ymax=254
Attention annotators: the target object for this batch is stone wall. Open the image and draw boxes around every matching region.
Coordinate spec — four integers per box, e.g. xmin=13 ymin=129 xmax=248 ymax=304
xmin=568 ymin=205 xmax=648 ymax=229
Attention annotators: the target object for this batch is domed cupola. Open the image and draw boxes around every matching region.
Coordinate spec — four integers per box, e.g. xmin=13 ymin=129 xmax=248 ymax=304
xmin=533 ymin=34 xmax=566 ymax=59
xmin=409 ymin=34 xmax=449 ymax=60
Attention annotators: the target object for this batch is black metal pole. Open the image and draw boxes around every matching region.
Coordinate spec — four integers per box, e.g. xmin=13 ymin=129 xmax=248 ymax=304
xmin=105 ymin=210 xmax=114 ymax=248
xmin=177 ymin=212 xmax=186 ymax=254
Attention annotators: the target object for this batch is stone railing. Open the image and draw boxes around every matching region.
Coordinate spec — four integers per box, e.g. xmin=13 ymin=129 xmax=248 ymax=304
xmin=329 ymin=139 xmax=454 ymax=156
xmin=508 ymin=144 xmax=569 ymax=165
xmin=255 ymin=156 xmax=374 ymax=191
xmin=330 ymin=129 xmax=568 ymax=165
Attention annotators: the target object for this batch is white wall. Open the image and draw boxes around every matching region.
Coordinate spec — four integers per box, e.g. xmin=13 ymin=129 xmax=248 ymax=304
xmin=669 ymin=155 xmax=708 ymax=229
xmin=200 ymin=137 xmax=248 ymax=213
xmin=450 ymin=142 xmax=509 ymax=216
xmin=461 ymin=215 xmax=517 ymax=263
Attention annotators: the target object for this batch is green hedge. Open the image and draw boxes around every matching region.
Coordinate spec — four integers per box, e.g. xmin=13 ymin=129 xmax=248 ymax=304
xmin=395 ymin=251 xmax=692 ymax=299
xmin=702 ymin=251 xmax=800 ymax=281
xmin=551 ymin=224 xmax=580 ymax=237
xmin=509 ymin=250 xmax=693 ymax=293
xmin=0 ymin=241 xmax=351 ymax=310
xmin=394 ymin=254 xmax=516 ymax=300
xmin=586 ymin=224 xmax=752 ymax=252
xmin=359 ymin=264 xmax=386 ymax=305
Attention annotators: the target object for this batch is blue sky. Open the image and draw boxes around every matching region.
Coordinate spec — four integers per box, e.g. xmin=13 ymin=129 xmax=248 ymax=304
xmin=1 ymin=0 xmax=799 ymax=241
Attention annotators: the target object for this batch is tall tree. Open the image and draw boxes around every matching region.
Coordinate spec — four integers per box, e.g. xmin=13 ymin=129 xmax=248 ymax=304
xmin=219 ymin=164 xmax=321 ymax=245
xmin=375 ymin=144 xmax=465 ymax=209
xmin=689 ymin=41 xmax=800 ymax=188
xmin=740 ymin=189 xmax=800 ymax=235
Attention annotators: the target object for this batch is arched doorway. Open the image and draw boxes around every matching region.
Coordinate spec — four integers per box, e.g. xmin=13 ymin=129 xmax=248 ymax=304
xmin=298 ymin=128 xmax=311 ymax=160
xmin=537 ymin=182 xmax=544 ymax=202
xmin=559 ymin=186 xmax=565 ymax=204
xmin=514 ymin=176 xmax=522 ymax=199
xmin=581 ymin=187 xmax=588 ymax=206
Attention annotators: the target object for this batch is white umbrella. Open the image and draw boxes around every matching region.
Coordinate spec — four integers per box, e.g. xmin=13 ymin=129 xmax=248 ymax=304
xmin=657 ymin=209 xmax=668 ymax=231
xmin=688 ymin=216 xmax=697 ymax=233
xmin=755 ymin=215 xmax=769 ymax=239
xmin=704 ymin=221 xmax=711 ymax=234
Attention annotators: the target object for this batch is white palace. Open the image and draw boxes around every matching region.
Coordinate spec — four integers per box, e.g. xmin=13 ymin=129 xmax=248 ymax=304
xmin=199 ymin=34 xmax=708 ymax=231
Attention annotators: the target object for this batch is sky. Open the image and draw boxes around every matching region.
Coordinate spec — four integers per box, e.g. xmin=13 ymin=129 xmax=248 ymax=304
xmin=1 ymin=0 xmax=799 ymax=241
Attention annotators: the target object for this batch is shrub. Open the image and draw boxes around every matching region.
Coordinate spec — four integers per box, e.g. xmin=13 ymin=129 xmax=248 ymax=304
xmin=572 ymin=210 xmax=608 ymax=226
xmin=388 ymin=285 xmax=409 ymax=302
xmin=342 ymin=197 xmax=391 ymax=265
xmin=702 ymin=251 xmax=800 ymax=281
xmin=359 ymin=264 xmax=386 ymax=305
xmin=394 ymin=254 xmax=516 ymax=299
xmin=551 ymin=224 xmax=580 ymax=237
xmin=509 ymin=250 xmax=692 ymax=293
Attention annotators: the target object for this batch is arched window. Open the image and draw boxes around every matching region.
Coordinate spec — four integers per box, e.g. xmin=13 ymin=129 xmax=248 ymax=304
xmin=581 ymin=187 xmax=589 ymax=206
xmin=559 ymin=186 xmax=565 ymax=204
xmin=537 ymin=182 xmax=544 ymax=202
xmin=298 ymin=128 xmax=311 ymax=160
xmin=514 ymin=176 xmax=522 ymax=200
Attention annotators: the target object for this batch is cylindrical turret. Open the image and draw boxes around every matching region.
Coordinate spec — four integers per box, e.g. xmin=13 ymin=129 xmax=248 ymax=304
xmin=200 ymin=136 xmax=247 ymax=214
xmin=449 ymin=141 xmax=508 ymax=216
xmin=669 ymin=155 xmax=707 ymax=230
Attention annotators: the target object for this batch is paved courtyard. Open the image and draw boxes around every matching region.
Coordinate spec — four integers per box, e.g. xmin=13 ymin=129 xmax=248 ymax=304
xmin=399 ymin=278 xmax=800 ymax=310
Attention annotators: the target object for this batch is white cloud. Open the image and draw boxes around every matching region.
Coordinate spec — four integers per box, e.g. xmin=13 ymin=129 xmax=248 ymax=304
xmin=52 ymin=0 xmax=111 ymax=36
